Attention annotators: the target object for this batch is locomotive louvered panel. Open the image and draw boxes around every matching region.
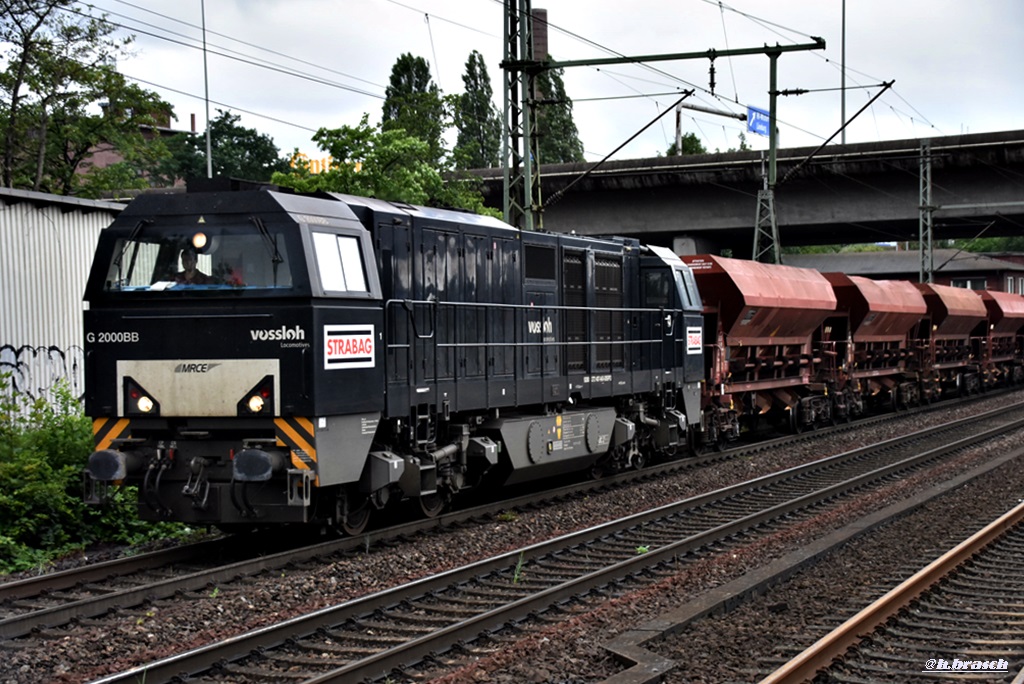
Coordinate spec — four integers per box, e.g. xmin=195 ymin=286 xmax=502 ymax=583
xmin=436 ymin=229 xmax=458 ymax=381
xmin=564 ymin=251 xmax=587 ymax=372
xmin=491 ymin=236 xmax=517 ymax=379
xmin=595 ymin=254 xmax=624 ymax=371
xmin=462 ymin=234 xmax=487 ymax=378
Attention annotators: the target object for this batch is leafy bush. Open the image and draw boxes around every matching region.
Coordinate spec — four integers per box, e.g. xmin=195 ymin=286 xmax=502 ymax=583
xmin=0 ymin=374 xmax=190 ymax=574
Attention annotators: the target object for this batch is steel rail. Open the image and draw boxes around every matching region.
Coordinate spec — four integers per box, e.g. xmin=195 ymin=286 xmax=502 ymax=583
xmin=0 ymin=537 xmax=228 ymax=602
xmin=87 ymin=405 xmax=1024 ymax=684
xmin=758 ymin=498 xmax=1024 ymax=684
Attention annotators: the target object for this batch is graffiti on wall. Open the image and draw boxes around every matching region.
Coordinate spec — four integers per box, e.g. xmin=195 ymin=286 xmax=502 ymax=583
xmin=0 ymin=345 xmax=85 ymax=401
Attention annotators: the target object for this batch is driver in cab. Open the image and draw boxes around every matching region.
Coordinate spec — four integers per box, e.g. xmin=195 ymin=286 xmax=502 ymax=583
xmin=175 ymin=245 xmax=212 ymax=285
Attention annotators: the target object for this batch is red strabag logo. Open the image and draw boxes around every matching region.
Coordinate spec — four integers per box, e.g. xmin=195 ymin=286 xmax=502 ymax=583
xmin=324 ymin=325 xmax=375 ymax=370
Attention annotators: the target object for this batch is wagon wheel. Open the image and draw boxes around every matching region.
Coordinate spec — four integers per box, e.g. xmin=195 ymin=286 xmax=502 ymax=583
xmin=714 ymin=427 xmax=730 ymax=452
xmin=702 ymin=408 xmax=721 ymax=452
xmin=844 ymin=388 xmax=858 ymax=421
xmin=788 ymin=406 xmax=803 ymax=434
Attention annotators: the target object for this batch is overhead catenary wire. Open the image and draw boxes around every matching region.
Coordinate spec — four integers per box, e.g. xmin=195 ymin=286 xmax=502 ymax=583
xmin=124 ymin=74 xmax=320 ymax=136
xmin=546 ymin=90 xmax=695 ymax=208
xmin=77 ymin=0 xmax=789 ymax=154
xmin=424 ymin=13 xmax=441 ymax=86
xmin=65 ymin=3 xmax=386 ymax=100
xmin=76 ymin=1 xmax=386 ymax=91
xmin=68 ymin=0 xmax=947 ymax=165
xmin=717 ymin=0 xmax=740 ymax=101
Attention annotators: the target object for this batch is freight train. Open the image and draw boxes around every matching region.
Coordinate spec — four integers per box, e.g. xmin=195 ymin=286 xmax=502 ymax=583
xmin=81 ymin=183 xmax=1024 ymax=532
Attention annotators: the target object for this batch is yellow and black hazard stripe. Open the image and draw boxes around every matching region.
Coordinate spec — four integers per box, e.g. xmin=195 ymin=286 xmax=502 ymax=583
xmin=93 ymin=417 xmax=130 ymax=451
xmin=275 ymin=417 xmax=319 ymax=486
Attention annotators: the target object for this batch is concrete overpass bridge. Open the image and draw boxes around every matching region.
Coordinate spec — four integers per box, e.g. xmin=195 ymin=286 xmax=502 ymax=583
xmin=476 ymin=129 xmax=1024 ymax=258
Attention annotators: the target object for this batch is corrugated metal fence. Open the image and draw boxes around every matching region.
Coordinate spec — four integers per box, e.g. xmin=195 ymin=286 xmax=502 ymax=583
xmin=0 ymin=188 xmax=122 ymax=405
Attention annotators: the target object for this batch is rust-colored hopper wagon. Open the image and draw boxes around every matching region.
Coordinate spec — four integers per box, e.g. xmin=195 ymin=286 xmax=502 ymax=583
xmin=976 ymin=290 xmax=1024 ymax=387
xmin=822 ymin=274 xmax=927 ymax=413
xmin=681 ymin=254 xmax=837 ymax=437
xmin=913 ymin=283 xmax=988 ymax=398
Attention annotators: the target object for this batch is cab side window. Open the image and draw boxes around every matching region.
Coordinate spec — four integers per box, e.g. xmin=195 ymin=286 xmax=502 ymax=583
xmin=644 ymin=270 xmax=671 ymax=308
xmin=313 ymin=232 xmax=368 ymax=293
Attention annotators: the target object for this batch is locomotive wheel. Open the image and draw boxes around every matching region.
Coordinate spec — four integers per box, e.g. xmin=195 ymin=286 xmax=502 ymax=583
xmin=629 ymin=446 xmax=648 ymax=470
xmin=341 ymin=507 xmax=370 ymax=536
xmin=337 ymin=496 xmax=371 ymax=536
xmin=419 ymin=493 xmax=446 ymax=518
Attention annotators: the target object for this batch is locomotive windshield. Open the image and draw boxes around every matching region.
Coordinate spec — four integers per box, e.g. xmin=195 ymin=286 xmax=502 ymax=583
xmin=102 ymin=223 xmax=294 ymax=293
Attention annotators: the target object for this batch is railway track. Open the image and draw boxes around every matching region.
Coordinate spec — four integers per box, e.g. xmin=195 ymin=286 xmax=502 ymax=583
xmin=80 ymin=401 xmax=1024 ymax=683
xmin=762 ymin=499 xmax=1024 ymax=683
xmin=1 ymin=392 xmax=967 ymax=641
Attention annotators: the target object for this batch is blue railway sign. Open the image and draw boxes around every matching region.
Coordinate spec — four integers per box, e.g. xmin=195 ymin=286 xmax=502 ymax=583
xmin=747 ymin=106 xmax=770 ymax=137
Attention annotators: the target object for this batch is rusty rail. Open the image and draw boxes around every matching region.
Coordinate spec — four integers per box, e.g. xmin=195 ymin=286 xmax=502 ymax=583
xmin=759 ymin=498 xmax=1024 ymax=684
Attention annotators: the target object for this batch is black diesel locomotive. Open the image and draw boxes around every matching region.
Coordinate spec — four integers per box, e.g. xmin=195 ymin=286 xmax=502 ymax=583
xmin=82 ymin=184 xmax=704 ymax=532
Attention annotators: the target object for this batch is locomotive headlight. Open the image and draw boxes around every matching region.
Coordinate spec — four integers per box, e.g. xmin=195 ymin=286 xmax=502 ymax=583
xmin=237 ymin=375 xmax=274 ymax=416
xmin=247 ymin=394 xmax=265 ymax=413
xmin=124 ymin=377 xmax=160 ymax=416
xmin=192 ymin=232 xmax=208 ymax=250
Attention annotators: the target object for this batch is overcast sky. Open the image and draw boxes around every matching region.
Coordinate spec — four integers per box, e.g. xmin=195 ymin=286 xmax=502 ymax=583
xmin=81 ymin=0 xmax=1024 ymax=164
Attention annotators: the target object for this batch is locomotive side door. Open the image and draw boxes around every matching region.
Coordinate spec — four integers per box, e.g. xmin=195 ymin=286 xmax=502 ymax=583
xmin=641 ymin=266 xmax=678 ymax=373
xmin=414 ymin=226 xmax=455 ymax=390
xmin=641 ymin=246 xmax=704 ymax=385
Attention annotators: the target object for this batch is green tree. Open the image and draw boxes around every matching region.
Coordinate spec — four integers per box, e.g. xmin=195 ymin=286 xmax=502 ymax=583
xmin=271 ymin=115 xmax=498 ymax=217
xmin=713 ymin=131 xmax=751 ymax=154
xmin=0 ymin=0 xmax=170 ymax=194
xmin=147 ymin=109 xmax=289 ymax=186
xmin=61 ymin=77 xmax=172 ymax=197
xmin=534 ymin=57 xmax=585 ymax=164
xmin=382 ymin=53 xmax=448 ymax=165
xmin=665 ymin=132 xmax=707 ymax=156
xmin=453 ymin=50 xmax=501 ymax=169
xmin=0 ymin=375 xmax=194 ymax=573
